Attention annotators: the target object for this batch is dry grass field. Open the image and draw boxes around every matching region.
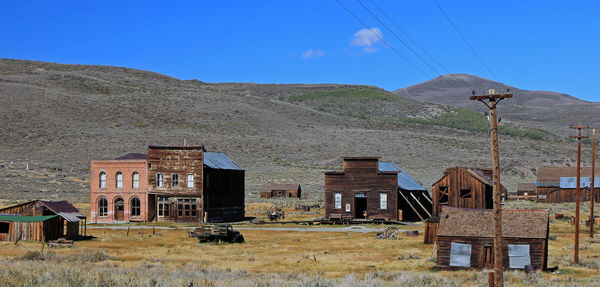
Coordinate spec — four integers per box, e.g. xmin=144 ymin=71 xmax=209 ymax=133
xmin=0 ymin=202 xmax=599 ymax=286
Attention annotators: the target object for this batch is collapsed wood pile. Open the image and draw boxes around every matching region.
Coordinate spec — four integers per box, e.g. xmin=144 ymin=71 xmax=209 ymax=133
xmin=376 ymin=226 xmax=402 ymax=240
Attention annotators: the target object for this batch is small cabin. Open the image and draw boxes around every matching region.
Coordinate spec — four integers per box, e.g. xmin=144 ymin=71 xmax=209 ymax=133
xmin=260 ymin=183 xmax=302 ymax=198
xmin=324 ymin=157 xmax=430 ymax=222
xmin=436 ymin=207 xmax=549 ymax=271
xmin=535 ymin=166 xmax=600 ymax=203
xmin=0 ymin=200 xmax=86 ymax=242
xmin=515 ymin=183 xmax=536 ymax=201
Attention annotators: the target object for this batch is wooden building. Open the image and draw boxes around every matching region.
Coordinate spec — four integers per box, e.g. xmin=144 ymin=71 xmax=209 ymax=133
xmin=260 ymin=183 xmax=302 ymax=198
xmin=436 ymin=207 xmax=549 ymax=271
xmin=0 ymin=200 xmax=86 ymax=242
xmin=324 ymin=157 xmax=430 ymax=222
xmin=514 ymin=183 xmax=536 ymax=201
xmin=535 ymin=166 xmax=600 ymax=203
xmin=431 ymin=167 xmax=507 ymax=216
xmin=148 ymin=146 xmax=245 ymax=223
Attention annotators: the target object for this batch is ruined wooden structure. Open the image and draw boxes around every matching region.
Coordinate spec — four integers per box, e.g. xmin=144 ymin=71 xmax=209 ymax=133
xmin=535 ymin=166 xmax=600 ymax=203
xmin=436 ymin=207 xmax=549 ymax=271
xmin=324 ymin=157 xmax=430 ymax=222
xmin=260 ymin=183 xmax=302 ymax=198
xmin=148 ymin=146 xmax=245 ymax=223
xmin=515 ymin=183 xmax=536 ymax=200
xmin=0 ymin=200 xmax=86 ymax=242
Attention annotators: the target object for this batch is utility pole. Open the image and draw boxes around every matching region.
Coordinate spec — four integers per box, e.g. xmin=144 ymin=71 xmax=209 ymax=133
xmin=570 ymin=124 xmax=589 ymax=264
xmin=591 ymin=129 xmax=596 ymax=238
xmin=470 ymin=89 xmax=512 ymax=287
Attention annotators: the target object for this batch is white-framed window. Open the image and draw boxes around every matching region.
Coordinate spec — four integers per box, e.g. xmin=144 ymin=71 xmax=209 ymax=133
xmin=449 ymin=242 xmax=472 ymax=267
xmin=98 ymin=197 xmax=108 ymax=217
xmin=132 ymin=172 xmax=139 ymax=189
xmin=508 ymin=244 xmax=531 ymax=269
xmin=116 ymin=172 xmax=123 ymax=189
xmin=539 ymin=194 xmax=547 ymax=200
xmin=158 ymin=197 xmax=169 ymax=217
xmin=99 ymin=172 xmax=107 ymax=189
xmin=157 ymin=173 xmax=164 ymax=187
xmin=334 ymin=193 xmax=342 ymax=209
xmin=187 ymin=173 xmax=194 ymax=188
xmin=380 ymin=193 xmax=388 ymax=209
xmin=172 ymin=173 xmax=179 ymax=187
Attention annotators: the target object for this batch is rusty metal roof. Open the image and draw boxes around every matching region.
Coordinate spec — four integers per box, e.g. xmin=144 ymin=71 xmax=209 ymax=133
xmin=537 ymin=166 xmax=600 ymax=187
xmin=438 ymin=207 xmax=549 ymax=239
xmin=40 ymin=200 xmax=86 ymax=222
xmin=204 ymin=152 xmax=244 ymax=170
xmin=379 ymin=162 xmax=426 ymax=191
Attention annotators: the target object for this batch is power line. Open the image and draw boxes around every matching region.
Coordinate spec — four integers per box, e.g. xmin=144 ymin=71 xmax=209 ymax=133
xmin=432 ymin=0 xmax=500 ymax=82
xmin=366 ymin=0 xmax=450 ymax=74
xmin=357 ymin=0 xmax=442 ymax=77
xmin=334 ymin=0 xmax=433 ymax=79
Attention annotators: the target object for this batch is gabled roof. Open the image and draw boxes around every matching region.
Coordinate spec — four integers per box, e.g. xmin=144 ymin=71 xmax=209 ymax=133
xmin=0 ymin=200 xmax=85 ymax=223
xmin=379 ymin=162 xmax=426 ymax=191
xmin=438 ymin=207 xmax=549 ymax=239
xmin=115 ymin=153 xmax=147 ymax=160
xmin=432 ymin=167 xmax=507 ymax=192
xmin=536 ymin=166 xmax=600 ymax=187
xmin=517 ymin=183 xmax=535 ymax=192
xmin=261 ymin=183 xmax=301 ymax=192
xmin=203 ymin=152 xmax=244 ymax=171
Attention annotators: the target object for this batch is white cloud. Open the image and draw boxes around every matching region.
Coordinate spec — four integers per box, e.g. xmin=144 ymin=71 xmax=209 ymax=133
xmin=301 ymin=49 xmax=325 ymax=59
xmin=350 ymin=27 xmax=382 ymax=53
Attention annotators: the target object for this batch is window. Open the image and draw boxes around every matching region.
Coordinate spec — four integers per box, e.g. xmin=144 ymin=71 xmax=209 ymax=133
xmin=172 ymin=174 xmax=179 ymax=187
xmin=185 ymin=204 xmax=190 ymax=216
xmin=130 ymin=197 xmax=140 ymax=217
xmin=187 ymin=174 xmax=194 ymax=188
xmin=157 ymin=173 xmax=164 ymax=187
xmin=439 ymin=186 xmax=449 ymax=204
xmin=380 ymin=193 xmax=388 ymax=209
xmin=539 ymin=194 xmax=547 ymax=200
xmin=460 ymin=189 xmax=472 ymax=199
xmin=98 ymin=197 xmax=108 ymax=217
xmin=116 ymin=172 xmax=123 ymax=189
xmin=334 ymin=193 xmax=342 ymax=209
xmin=191 ymin=204 xmax=197 ymax=217
xmin=158 ymin=197 xmax=169 ymax=217
xmin=132 ymin=172 xmax=139 ymax=189
xmin=0 ymin=222 xmax=9 ymax=234
xmin=508 ymin=244 xmax=531 ymax=269
xmin=99 ymin=172 xmax=107 ymax=189
xmin=449 ymin=242 xmax=472 ymax=267
xmin=178 ymin=204 xmax=183 ymax=216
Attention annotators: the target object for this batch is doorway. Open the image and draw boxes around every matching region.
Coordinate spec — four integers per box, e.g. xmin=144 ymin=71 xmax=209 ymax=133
xmin=482 ymin=246 xmax=494 ymax=269
xmin=114 ymin=198 xmax=124 ymax=221
xmin=354 ymin=193 xmax=367 ymax=218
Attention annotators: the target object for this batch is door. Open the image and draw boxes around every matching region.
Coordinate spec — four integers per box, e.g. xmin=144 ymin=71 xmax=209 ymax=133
xmin=355 ymin=197 xmax=367 ymax=218
xmin=176 ymin=202 xmax=199 ymax=222
xmin=482 ymin=246 xmax=494 ymax=269
xmin=114 ymin=198 xmax=124 ymax=221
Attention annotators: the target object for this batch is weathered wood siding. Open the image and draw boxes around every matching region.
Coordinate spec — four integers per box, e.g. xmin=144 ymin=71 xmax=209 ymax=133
xmin=0 ymin=217 xmax=62 ymax=242
xmin=148 ymin=147 xmax=204 ymax=197
xmin=325 ymin=158 xmax=398 ymax=220
xmin=424 ymin=220 xmax=439 ymax=244
xmin=432 ymin=168 xmax=492 ymax=216
xmin=536 ymin=187 xmax=597 ymax=203
xmin=436 ymin=236 xmax=547 ymax=271
xmin=204 ymin=168 xmax=245 ymax=222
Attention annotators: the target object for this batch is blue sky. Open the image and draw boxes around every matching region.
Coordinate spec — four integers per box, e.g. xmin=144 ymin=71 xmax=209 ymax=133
xmin=2 ymin=1 xmax=599 ymax=101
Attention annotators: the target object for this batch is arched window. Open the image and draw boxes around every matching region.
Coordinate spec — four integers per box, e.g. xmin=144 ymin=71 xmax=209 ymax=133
xmin=99 ymin=172 xmax=107 ymax=189
xmin=98 ymin=197 xmax=108 ymax=217
xmin=132 ymin=172 xmax=139 ymax=189
xmin=116 ymin=172 xmax=123 ymax=188
xmin=131 ymin=197 xmax=141 ymax=217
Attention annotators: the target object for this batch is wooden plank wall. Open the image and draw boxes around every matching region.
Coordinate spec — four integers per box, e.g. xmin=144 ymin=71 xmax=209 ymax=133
xmin=204 ymin=168 xmax=245 ymax=222
xmin=424 ymin=221 xmax=439 ymax=244
xmin=432 ymin=168 xmax=490 ymax=216
xmin=536 ymin=187 xmax=597 ymax=203
xmin=147 ymin=148 xmax=204 ymax=197
xmin=325 ymin=159 xmax=398 ymax=220
xmin=436 ymin=236 xmax=547 ymax=271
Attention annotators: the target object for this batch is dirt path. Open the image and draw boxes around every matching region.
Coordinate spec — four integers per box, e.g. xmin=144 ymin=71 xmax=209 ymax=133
xmin=86 ymin=225 xmax=393 ymax=233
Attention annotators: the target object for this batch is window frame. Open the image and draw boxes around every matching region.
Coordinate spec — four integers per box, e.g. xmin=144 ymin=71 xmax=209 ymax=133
xmin=132 ymin=172 xmax=139 ymax=189
xmin=116 ymin=172 xmax=123 ymax=189
xmin=334 ymin=192 xmax=342 ymax=209
xmin=172 ymin=173 xmax=179 ymax=187
xmin=157 ymin=173 xmax=164 ymax=187
xmin=99 ymin=171 xmax=107 ymax=189
xmin=130 ymin=197 xmax=141 ymax=217
xmin=187 ymin=173 xmax=194 ymax=188
xmin=98 ymin=197 xmax=108 ymax=217
xmin=379 ymin=192 xmax=388 ymax=209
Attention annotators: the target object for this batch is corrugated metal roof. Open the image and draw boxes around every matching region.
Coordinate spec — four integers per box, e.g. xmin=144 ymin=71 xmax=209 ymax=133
xmin=204 ymin=152 xmax=244 ymax=171
xmin=379 ymin=162 xmax=426 ymax=191
xmin=40 ymin=201 xmax=86 ymax=222
xmin=0 ymin=215 xmax=58 ymax=222
xmin=115 ymin=153 xmax=147 ymax=160
xmin=559 ymin=177 xmax=600 ymax=188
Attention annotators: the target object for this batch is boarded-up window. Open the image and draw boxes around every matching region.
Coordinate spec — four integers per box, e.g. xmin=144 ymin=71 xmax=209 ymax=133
xmin=380 ymin=193 xmax=387 ymax=209
xmin=439 ymin=186 xmax=449 ymax=204
xmin=508 ymin=244 xmax=531 ymax=269
xmin=449 ymin=242 xmax=471 ymax=267
xmin=187 ymin=174 xmax=194 ymax=188
xmin=334 ymin=193 xmax=342 ymax=209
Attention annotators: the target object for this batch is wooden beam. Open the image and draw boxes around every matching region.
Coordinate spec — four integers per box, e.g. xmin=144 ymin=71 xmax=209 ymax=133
xmin=469 ymin=94 xmax=512 ymax=100
xmin=422 ymin=192 xmax=433 ymax=204
xmin=410 ymin=192 xmax=432 ymax=218
xmin=399 ymin=191 xmax=424 ymax=221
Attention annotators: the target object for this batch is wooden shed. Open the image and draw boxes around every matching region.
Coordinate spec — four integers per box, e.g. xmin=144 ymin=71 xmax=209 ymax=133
xmin=260 ymin=183 xmax=302 ymax=198
xmin=515 ymin=183 xmax=536 ymax=201
xmin=0 ymin=200 xmax=86 ymax=242
xmin=436 ymin=207 xmax=549 ymax=271
xmin=535 ymin=166 xmax=600 ymax=203
xmin=324 ymin=157 xmax=430 ymax=222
